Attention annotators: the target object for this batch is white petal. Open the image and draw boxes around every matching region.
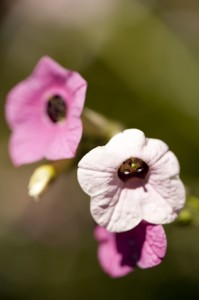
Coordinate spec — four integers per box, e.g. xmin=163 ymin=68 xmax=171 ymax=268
xmin=142 ymin=138 xmax=169 ymax=166
xmin=141 ymin=183 xmax=178 ymax=224
xmin=78 ymin=146 xmax=123 ymax=197
xmin=90 ymin=187 xmax=121 ymax=229
xmin=149 ymin=150 xmax=180 ymax=179
xmin=78 ymin=146 xmax=121 ymax=172
xmin=91 ymin=186 xmax=143 ymax=232
xmin=77 ymin=168 xmax=120 ymax=197
xmin=149 ymin=177 xmax=185 ymax=212
xmin=105 ymin=129 xmax=146 ymax=161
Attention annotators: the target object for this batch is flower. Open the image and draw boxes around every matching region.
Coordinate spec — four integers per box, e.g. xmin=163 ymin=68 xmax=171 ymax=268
xmin=6 ymin=56 xmax=87 ymax=165
xmin=78 ymin=129 xmax=185 ymax=232
xmin=94 ymin=222 xmax=167 ymax=278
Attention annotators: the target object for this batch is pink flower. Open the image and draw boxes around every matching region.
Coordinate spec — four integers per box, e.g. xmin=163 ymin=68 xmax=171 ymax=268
xmin=95 ymin=222 xmax=167 ymax=278
xmin=6 ymin=56 xmax=87 ymax=165
xmin=78 ymin=129 xmax=185 ymax=232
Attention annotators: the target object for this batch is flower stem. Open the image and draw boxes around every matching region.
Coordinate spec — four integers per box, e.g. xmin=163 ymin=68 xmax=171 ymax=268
xmin=82 ymin=107 xmax=125 ymax=140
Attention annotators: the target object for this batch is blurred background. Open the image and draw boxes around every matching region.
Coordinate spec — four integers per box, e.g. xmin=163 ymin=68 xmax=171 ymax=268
xmin=0 ymin=0 xmax=199 ymax=299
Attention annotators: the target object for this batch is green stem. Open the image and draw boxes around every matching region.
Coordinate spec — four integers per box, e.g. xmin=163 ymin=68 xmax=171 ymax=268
xmin=82 ymin=107 xmax=125 ymax=140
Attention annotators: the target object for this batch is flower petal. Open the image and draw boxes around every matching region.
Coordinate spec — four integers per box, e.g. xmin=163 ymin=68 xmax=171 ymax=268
xmin=137 ymin=223 xmax=167 ymax=268
xmin=105 ymin=129 xmax=146 ymax=162
xmin=141 ymin=183 xmax=177 ymax=224
xmin=5 ymin=79 xmax=42 ymax=129
xmin=32 ymin=56 xmax=71 ymax=86
xmin=68 ymin=82 xmax=87 ymax=117
xmin=142 ymin=138 xmax=169 ymax=166
xmin=95 ymin=222 xmax=167 ymax=278
xmin=78 ymin=146 xmax=122 ymax=177
xmin=150 ymin=150 xmax=180 ymax=179
xmin=45 ymin=118 xmax=83 ymax=160
xmin=91 ymin=186 xmax=143 ymax=232
xmin=149 ymin=176 xmax=185 ymax=212
xmin=77 ymin=168 xmax=119 ymax=197
xmin=94 ymin=225 xmax=111 ymax=242
xmin=95 ymin=226 xmax=133 ymax=278
xmin=91 ymin=186 xmax=123 ymax=229
xmin=9 ymin=129 xmax=47 ymax=165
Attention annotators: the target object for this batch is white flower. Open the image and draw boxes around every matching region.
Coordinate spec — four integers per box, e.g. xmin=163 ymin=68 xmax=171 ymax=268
xmin=77 ymin=129 xmax=185 ymax=232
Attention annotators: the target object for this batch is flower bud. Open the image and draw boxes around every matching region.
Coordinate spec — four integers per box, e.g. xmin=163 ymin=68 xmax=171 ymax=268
xmin=28 ymin=165 xmax=56 ymax=201
xmin=176 ymin=209 xmax=192 ymax=225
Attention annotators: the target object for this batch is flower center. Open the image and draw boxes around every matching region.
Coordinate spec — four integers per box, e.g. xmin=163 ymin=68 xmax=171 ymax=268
xmin=118 ymin=157 xmax=149 ymax=182
xmin=47 ymin=95 xmax=67 ymax=123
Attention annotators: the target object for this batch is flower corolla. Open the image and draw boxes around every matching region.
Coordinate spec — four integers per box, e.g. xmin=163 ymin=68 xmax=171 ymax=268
xmin=78 ymin=129 xmax=185 ymax=232
xmin=6 ymin=56 xmax=87 ymax=165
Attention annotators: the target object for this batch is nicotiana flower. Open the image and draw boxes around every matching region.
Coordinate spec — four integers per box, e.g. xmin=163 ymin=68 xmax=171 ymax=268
xmin=6 ymin=56 xmax=87 ymax=165
xmin=78 ymin=129 xmax=185 ymax=232
xmin=94 ymin=222 xmax=167 ymax=278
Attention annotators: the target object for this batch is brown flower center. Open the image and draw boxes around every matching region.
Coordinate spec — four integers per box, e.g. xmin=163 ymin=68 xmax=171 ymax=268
xmin=118 ymin=157 xmax=149 ymax=182
xmin=47 ymin=95 xmax=67 ymax=123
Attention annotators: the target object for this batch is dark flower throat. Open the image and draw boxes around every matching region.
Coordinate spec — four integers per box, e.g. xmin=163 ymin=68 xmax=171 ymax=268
xmin=118 ymin=157 xmax=149 ymax=182
xmin=47 ymin=95 xmax=67 ymax=123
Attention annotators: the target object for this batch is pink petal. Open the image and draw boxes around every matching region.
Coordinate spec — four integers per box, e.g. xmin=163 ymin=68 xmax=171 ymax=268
xmin=94 ymin=225 xmax=111 ymax=242
xmin=32 ymin=57 xmax=87 ymax=115
xmin=63 ymin=71 xmax=87 ymax=112
xmin=9 ymin=125 xmax=50 ymax=166
xmin=95 ymin=226 xmax=133 ymax=278
xmin=45 ymin=118 xmax=83 ymax=160
xmin=5 ymin=79 xmax=42 ymax=129
xmin=95 ymin=222 xmax=167 ymax=278
xmin=98 ymin=242 xmax=133 ymax=278
xmin=31 ymin=56 xmax=71 ymax=86
xmin=137 ymin=224 xmax=167 ymax=268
